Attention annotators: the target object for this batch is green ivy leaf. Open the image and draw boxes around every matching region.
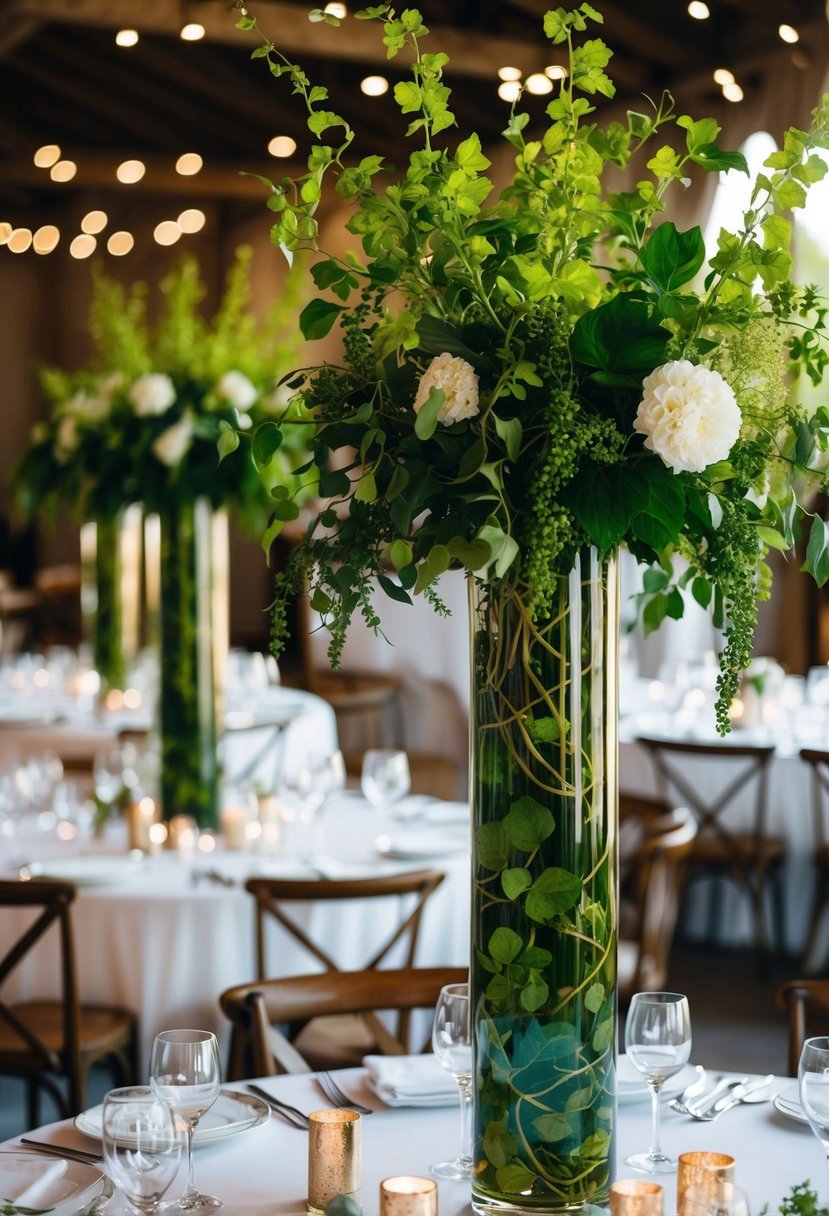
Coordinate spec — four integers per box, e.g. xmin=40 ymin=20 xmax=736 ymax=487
xmin=503 ymin=796 xmax=554 ymax=851
xmin=640 ymin=222 xmax=705 ymax=292
xmin=525 ymin=867 xmax=582 ymax=922
xmin=489 ymin=926 xmax=523 ymax=963
xmin=299 ymin=298 xmax=345 ymax=340
xmin=584 ymin=982 xmax=604 ymax=1013
xmin=501 ymin=867 xmax=532 ymax=900
xmin=496 ymin=1164 xmax=538 ymax=1195
xmin=477 ymin=821 xmax=509 ymax=871
xmin=482 ymin=1119 xmax=517 ymax=1169
xmin=531 ymin=1113 xmax=571 ymax=1142
xmin=252 ymin=421 xmax=284 ymax=467
xmin=519 ymin=974 xmax=549 ymax=1012
xmin=414 ymin=387 xmax=446 ymax=440
xmin=803 ymin=516 xmax=829 ymax=587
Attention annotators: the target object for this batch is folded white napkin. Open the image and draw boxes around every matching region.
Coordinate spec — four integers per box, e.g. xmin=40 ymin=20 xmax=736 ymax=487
xmin=363 ymin=1053 xmax=460 ymax=1107
xmin=5 ymin=1160 xmax=66 ymax=1210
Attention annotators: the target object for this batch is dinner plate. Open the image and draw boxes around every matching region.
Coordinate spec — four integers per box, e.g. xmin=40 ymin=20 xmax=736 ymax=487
xmin=25 ymin=855 xmax=146 ymax=886
xmin=773 ymin=1088 xmax=810 ymax=1124
xmin=374 ymin=829 xmax=469 ymax=860
xmin=75 ymin=1088 xmax=270 ymax=1146
xmin=616 ymin=1056 xmax=700 ymax=1105
xmin=0 ymin=1151 xmax=105 ymax=1216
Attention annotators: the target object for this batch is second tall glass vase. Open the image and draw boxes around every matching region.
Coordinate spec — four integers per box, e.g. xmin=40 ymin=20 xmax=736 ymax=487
xmin=157 ymin=498 xmax=228 ymax=829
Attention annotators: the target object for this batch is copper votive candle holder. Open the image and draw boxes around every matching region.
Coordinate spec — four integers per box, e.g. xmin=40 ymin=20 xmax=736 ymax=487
xmin=677 ymin=1152 xmax=736 ymax=1216
xmin=126 ymin=796 xmax=159 ymax=853
xmin=379 ymin=1176 xmax=438 ymax=1216
xmin=307 ymin=1109 xmax=361 ymax=1215
xmin=164 ymin=813 xmax=198 ymax=854
xmin=609 ymin=1179 xmax=663 ymax=1216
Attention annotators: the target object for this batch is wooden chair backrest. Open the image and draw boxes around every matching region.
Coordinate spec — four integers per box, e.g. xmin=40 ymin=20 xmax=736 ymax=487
xmin=799 ymin=749 xmax=829 ymax=854
xmin=0 ymin=879 xmax=82 ymax=1107
xmin=245 ymin=870 xmax=447 ymax=980
xmin=220 ymin=965 xmax=468 ymax=1076
xmin=635 ymin=736 xmax=774 ymax=856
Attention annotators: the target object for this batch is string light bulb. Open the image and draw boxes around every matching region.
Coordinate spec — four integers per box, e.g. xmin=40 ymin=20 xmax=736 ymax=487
xmin=50 ymin=160 xmax=77 ymax=182
xmin=33 ymin=225 xmax=60 ymax=254
xmin=713 ymin=68 xmax=734 ymax=85
xmin=778 ymin=23 xmax=799 ymax=43
xmin=525 ymin=72 xmax=553 ymax=95
xmin=180 ymin=22 xmax=205 ymax=40
xmin=154 ymin=220 xmax=182 ymax=246
xmin=360 ymin=75 xmax=389 ymax=96
xmin=107 ymin=231 xmax=135 ymax=256
xmin=33 ymin=144 xmax=60 ymax=169
xmin=545 ymin=64 xmax=567 ymax=80
xmin=722 ymin=81 xmax=744 ymax=102
xmin=177 ymin=208 xmax=206 ymax=233
xmin=81 ymin=210 xmax=108 ymax=235
xmin=498 ymin=66 xmax=522 ymax=82
xmin=324 ymin=2 xmax=347 ymax=15
xmin=498 ymin=81 xmax=521 ymax=103
xmin=69 ymin=234 xmax=96 ymax=259
xmin=175 ymin=153 xmax=203 ymax=175
xmin=268 ymin=135 xmax=297 ymax=157
xmin=7 ymin=228 xmax=33 ymax=254
xmin=117 ymin=159 xmax=146 ymax=184
xmin=0 ymin=223 xmax=11 ymax=245
xmin=687 ymin=1 xmax=710 ymax=17
xmin=116 ymin=29 xmax=139 ymax=46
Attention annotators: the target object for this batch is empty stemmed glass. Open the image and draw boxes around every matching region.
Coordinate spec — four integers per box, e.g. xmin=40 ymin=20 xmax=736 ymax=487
xmin=102 ymin=1086 xmax=181 ymax=1216
xmin=624 ymin=991 xmax=692 ymax=1173
xmin=798 ymin=1035 xmax=829 ymax=1198
xmin=361 ymin=749 xmax=410 ymax=818
xmin=149 ymin=1029 xmax=222 ymax=1213
xmin=281 ymin=749 xmax=346 ymax=858
xmin=430 ymin=982 xmax=473 ymax=1180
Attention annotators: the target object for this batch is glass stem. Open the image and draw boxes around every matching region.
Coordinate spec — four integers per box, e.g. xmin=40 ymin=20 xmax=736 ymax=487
xmin=648 ymin=1080 xmax=664 ymax=1160
xmin=182 ymin=1121 xmax=197 ymax=1199
xmin=457 ymin=1076 xmax=473 ymax=1165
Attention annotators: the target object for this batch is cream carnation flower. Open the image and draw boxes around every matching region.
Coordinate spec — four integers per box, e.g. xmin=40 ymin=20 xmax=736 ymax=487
xmin=128 ymin=373 xmax=176 ymax=417
xmin=634 ymin=360 xmax=741 ymax=474
xmin=413 ymin=352 xmax=480 ymax=425
xmin=215 ymin=370 xmax=257 ymax=411
xmin=152 ymin=415 xmax=194 ymax=466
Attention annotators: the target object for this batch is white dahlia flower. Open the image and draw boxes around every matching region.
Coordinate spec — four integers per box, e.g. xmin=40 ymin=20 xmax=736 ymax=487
xmin=152 ymin=415 xmax=194 ymax=466
xmin=634 ymin=360 xmax=741 ymax=474
xmin=128 ymin=373 xmax=176 ymax=417
xmin=215 ymin=370 xmax=257 ymax=411
xmin=413 ymin=352 xmax=480 ymax=425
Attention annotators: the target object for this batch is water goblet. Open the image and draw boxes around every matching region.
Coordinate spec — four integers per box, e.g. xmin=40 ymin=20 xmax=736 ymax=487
xmin=430 ymin=981 xmax=473 ymax=1180
xmin=798 ymin=1035 xmax=829 ymax=1199
xmin=624 ymin=991 xmax=692 ymax=1173
xmin=361 ymin=749 xmax=410 ymax=817
xmin=281 ymin=749 xmax=346 ymax=857
xmin=102 ymin=1086 xmax=181 ymax=1216
xmin=149 ymin=1029 xmax=222 ymax=1213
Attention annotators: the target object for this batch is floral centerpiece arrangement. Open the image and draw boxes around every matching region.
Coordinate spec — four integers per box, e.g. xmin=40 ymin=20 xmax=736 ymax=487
xmin=237 ymin=2 xmax=829 ymax=1210
xmin=14 ymin=248 xmax=311 ymax=827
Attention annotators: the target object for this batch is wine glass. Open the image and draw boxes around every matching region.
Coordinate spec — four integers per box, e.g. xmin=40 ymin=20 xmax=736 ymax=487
xmin=149 ymin=1029 xmax=222 ymax=1213
xmin=360 ymin=750 xmax=410 ymax=817
xmin=281 ymin=749 xmax=346 ymax=858
xmin=799 ymin=1035 xmax=829 ymax=1197
xmin=624 ymin=991 xmax=692 ymax=1173
xmin=430 ymin=981 xmax=473 ymax=1180
xmin=102 ymin=1086 xmax=181 ymax=1215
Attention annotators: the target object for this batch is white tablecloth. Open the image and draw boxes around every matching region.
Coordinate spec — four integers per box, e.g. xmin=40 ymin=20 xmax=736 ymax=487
xmin=2 ymin=1068 xmax=821 ymax=1214
xmin=0 ymin=796 xmax=470 ymax=1072
xmin=0 ymin=685 xmax=337 ymax=796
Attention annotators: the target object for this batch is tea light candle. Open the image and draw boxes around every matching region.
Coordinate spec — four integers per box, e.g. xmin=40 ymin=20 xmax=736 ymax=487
xmin=165 ymin=813 xmax=198 ymax=855
xmin=609 ymin=1179 xmax=663 ymax=1216
xmin=126 ymin=796 xmax=159 ymax=853
xmin=379 ymin=1176 xmax=438 ymax=1216
xmin=221 ymin=803 xmax=250 ymax=851
xmin=677 ymin=1151 xmax=735 ymax=1216
xmin=307 ymin=1109 xmax=361 ymax=1215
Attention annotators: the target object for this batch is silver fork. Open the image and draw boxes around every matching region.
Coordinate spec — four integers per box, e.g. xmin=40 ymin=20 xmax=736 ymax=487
xmin=315 ymin=1070 xmax=374 ymax=1115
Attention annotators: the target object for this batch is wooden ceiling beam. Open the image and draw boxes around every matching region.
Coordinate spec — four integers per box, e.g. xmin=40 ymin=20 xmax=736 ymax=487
xmin=0 ymin=149 xmax=294 ymax=198
xmin=8 ymin=0 xmax=555 ymax=77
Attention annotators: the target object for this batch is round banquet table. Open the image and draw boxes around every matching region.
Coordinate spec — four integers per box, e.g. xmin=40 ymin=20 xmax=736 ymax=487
xmin=0 ymin=794 xmax=470 ymax=1073
xmin=2 ymin=1068 xmax=822 ymax=1215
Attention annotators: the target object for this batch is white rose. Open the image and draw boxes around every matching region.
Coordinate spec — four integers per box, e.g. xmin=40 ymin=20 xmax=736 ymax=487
xmin=634 ymin=360 xmax=741 ymax=474
xmin=413 ymin=352 xmax=480 ymax=425
xmin=128 ymin=373 xmax=176 ymax=417
xmin=74 ymin=394 xmax=111 ymax=423
xmin=55 ymin=415 xmax=78 ymax=459
xmin=152 ymin=415 xmax=194 ymax=466
xmin=215 ymin=370 xmax=257 ymax=411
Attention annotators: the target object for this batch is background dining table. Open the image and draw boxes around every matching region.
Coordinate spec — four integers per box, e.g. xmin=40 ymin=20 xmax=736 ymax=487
xmin=0 ymin=1066 xmax=821 ymax=1215
xmin=0 ymin=793 xmax=471 ymax=1073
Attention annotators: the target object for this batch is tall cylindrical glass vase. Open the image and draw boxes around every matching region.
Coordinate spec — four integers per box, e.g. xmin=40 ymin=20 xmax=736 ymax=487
xmin=470 ymin=550 xmax=619 ymax=1215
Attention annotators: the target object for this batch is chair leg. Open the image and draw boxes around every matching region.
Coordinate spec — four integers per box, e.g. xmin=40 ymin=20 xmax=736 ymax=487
xmin=25 ymin=1079 xmax=40 ymax=1131
xmin=749 ymin=874 xmax=773 ymax=981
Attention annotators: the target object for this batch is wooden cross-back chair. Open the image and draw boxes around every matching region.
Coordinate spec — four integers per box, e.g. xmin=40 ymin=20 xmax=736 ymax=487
xmin=618 ymin=793 xmax=698 ymax=1006
xmin=220 ymin=966 xmax=468 ymax=1078
xmin=797 ymin=749 xmax=829 ymax=967
xmin=635 ymin=736 xmax=783 ymax=973
xmin=0 ymin=879 xmax=137 ymax=1128
xmin=231 ymin=871 xmax=447 ymax=1078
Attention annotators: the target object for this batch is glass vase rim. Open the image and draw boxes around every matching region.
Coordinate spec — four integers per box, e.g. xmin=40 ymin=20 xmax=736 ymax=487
xmin=153 ymin=1028 xmax=218 ymax=1044
xmin=629 ymin=991 xmax=689 ymax=1004
xmin=801 ymin=1034 xmax=829 ymax=1052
